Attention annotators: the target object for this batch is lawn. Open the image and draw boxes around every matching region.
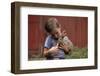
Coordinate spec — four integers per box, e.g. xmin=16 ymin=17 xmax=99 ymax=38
xmin=29 ymin=47 xmax=88 ymax=60
xmin=65 ymin=47 xmax=88 ymax=59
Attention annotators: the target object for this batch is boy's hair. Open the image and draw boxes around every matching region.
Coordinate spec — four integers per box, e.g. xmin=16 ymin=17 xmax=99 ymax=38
xmin=45 ymin=18 xmax=61 ymax=33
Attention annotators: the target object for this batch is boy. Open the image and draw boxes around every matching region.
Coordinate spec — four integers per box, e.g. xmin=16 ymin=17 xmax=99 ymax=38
xmin=44 ymin=18 xmax=73 ymax=60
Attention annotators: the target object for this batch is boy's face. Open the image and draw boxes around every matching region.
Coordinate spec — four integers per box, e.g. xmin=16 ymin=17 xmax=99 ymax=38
xmin=51 ymin=27 xmax=62 ymax=39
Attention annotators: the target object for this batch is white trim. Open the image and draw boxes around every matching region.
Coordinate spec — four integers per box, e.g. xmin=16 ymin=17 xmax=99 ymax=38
xmin=20 ymin=6 xmax=95 ymax=70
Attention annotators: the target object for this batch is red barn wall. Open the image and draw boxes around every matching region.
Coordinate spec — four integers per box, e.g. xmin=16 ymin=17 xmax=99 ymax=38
xmin=28 ymin=15 xmax=88 ymax=58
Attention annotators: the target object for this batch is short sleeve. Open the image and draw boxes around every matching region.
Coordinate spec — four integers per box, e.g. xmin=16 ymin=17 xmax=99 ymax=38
xmin=44 ymin=36 xmax=52 ymax=48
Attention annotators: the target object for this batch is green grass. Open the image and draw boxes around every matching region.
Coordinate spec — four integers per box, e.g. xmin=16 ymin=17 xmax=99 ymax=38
xmin=29 ymin=47 xmax=88 ymax=60
xmin=65 ymin=47 xmax=88 ymax=59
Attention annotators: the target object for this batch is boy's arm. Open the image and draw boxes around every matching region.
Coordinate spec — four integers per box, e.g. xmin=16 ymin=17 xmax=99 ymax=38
xmin=43 ymin=45 xmax=59 ymax=57
xmin=43 ymin=48 xmax=51 ymax=57
xmin=44 ymin=36 xmax=59 ymax=57
xmin=58 ymin=43 xmax=69 ymax=54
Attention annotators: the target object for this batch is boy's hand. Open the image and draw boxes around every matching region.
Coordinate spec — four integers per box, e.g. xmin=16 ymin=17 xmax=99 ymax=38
xmin=49 ymin=44 xmax=59 ymax=54
xmin=59 ymin=43 xmax=69 ymax=52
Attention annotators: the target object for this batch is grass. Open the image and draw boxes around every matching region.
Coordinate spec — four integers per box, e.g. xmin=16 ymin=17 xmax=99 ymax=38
xmin=65 ymin=47 xmax=88 ymax=59
xmin=29 ymin=47 xmax=88 ymax=60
